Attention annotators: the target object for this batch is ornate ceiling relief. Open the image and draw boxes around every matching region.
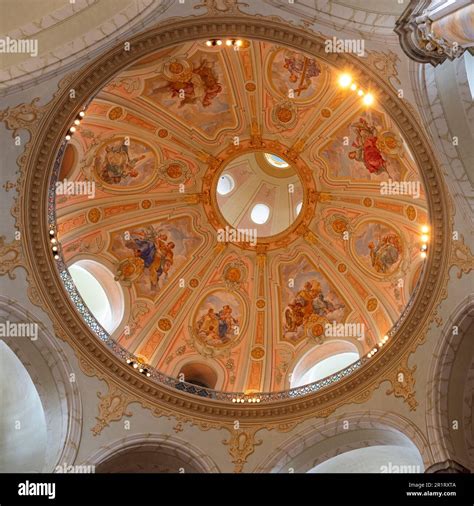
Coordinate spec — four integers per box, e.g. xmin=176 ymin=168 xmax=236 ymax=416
xmin=1 ymin=11 xmax=456 ymax=472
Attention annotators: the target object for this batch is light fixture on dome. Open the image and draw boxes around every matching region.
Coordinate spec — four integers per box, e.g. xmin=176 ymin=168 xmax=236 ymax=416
xmin=206 ymin=38 xmax=242 ymax=48
xmin=362 ymin=93 xmax=374 ymax=106
xmin=350 ymin=83 xmax=357 ymax=91
xmin=338 ymin=73 xmax=352 ymax=88
xmin=49 ymin=228 xmax=60 ymax=259
xmin=420 ymin=226 xmax=430 ymax=258
xmin=357 ymin=89 xmax=364 ymax=97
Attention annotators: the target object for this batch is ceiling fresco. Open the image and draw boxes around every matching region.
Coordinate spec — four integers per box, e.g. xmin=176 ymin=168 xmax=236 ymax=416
xmin=55 ymin=39 xmax=428 ymax=394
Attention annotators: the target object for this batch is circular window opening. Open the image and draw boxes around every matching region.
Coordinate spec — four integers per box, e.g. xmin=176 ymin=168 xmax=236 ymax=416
xmin=217 ymin=174 xmax=234 ymax=195
xmin=250 ymin=203 xmax=270 ymax=224
xmin=264 ymin=153 xmax=289 ymax=168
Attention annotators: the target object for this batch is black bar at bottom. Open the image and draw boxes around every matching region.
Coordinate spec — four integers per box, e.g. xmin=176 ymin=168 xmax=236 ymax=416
xmin=0 ymin=473 xmax=472 ymax=506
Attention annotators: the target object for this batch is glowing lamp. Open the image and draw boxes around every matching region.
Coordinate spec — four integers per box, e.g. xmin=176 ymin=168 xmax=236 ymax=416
xmin=338 ymin=74 xmax=352 ymax=88
xmin=363 ymin=93 xmax=374 ymax=106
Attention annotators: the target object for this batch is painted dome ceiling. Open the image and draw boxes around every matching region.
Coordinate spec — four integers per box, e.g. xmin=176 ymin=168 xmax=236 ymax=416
xmin=55 ymin=39 xmax=428 ymax=395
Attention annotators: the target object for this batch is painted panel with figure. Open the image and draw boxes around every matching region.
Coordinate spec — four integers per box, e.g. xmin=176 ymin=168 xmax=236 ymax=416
xmin=142 ymin=49 xmax=236 ymax=138
xmin=352 ymin=221 xmax=404 ymax=276
xmin=194 ymin=291 xmax=242 ymax=349
xmin=94 ymin=138 xmax=157 ymax=187
xmin=280 ymin=257 xmax=348 ymax=344
xmin=319 ymin=110 xmax=405 ymax=181
xmin=110 ymin=218 xmax=201 ymax=297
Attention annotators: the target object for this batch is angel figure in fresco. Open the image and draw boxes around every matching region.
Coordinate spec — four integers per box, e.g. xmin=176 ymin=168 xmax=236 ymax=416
xmin=368 ymin=233 xmax=402 ymax=274
xmin=197 ymin=305 xmax=239 ymax=346
xmin=348 ymin=118 xmax=392 ymax=177
xmin=283 ymin=55 xmax=321 ymax=96
xmin=151 ymin=59 xmax=222 ymax=108
xmin=284 ymin=280 xmax=343 ymax=333
xmin=96 ymin=140 xmax=146 ymax=184
xmin=124 ymin=227 xmax=175 ymax=289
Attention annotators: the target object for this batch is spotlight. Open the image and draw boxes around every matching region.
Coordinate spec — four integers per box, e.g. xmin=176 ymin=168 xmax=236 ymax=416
xmin=226 ymin=39 xmax=233 ymax=46
xmin=421 ymin=235 xmax=429 ymax=243
xmin=357 ymin=89 xmax=364 ymax=96
xmin=74 ymin=119 xmax=80 ymax=126
xmin=363 ymin=93 xmax=374 ymax=106
xmin=350 ymin=83 xmax=357 ymax=91
xmin=51 ymin=238 xmax=57 ymax=244
xmin=146 ymin=372 xmax=151 ymax=377
xmin=126 ymin=358 xmax=132 ymax=364
xmin=421 ymin=244 xmax=428 ymax=252
xmin=54 ymin=254 xmax=60 ymax=260
xmin=79 ymin=111 xmax=85 ymax=118
xmin=49 ymin=229 xmax=55 ymax=236
xmin=338 ymin=73 xmax=352 ymax=88
xmin=52 ymin=246 xmax=58 ymax=252
xmin=235 ymin=40 xmax=243 ymax=47
xmin=65 ymin=135 xmax=71 ymax=141
xmin=69 ymin=126 xmax=76 ymax=133
xmin=139 ymin=368 xmax=144 ymax=373
xmin=206 ymin=40 xmax=212 ymax=47
xmin=421 ymin=225 xmax=429 ymax=234
xmin=256 ymin=398 xmax=261 ymax=403
xmin=232 ymin=398 xmax=236 ymax=403
xmin=216 ymin=39 xmax=222 ymax=46
xmin=421 ymin=251 xmax=427 ymax=259
xmin=133 ymin=363 xmax=138 ymax=369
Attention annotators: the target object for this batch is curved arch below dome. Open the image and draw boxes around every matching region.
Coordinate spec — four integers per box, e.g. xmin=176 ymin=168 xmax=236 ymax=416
xmin=0 ymin=340 xmax=47 ymax=472
xmin=426 ymin=295 xmax=474 ymax=470
xmin=307 ymin=445 xmax=423 ymax=473
xmin=254 ymin=411 xmax=433 ymax=473
xmin=0 ymin=297 xmax=82 ymax=471
xmin=84 ymin=434 xmax=220 ymax=473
